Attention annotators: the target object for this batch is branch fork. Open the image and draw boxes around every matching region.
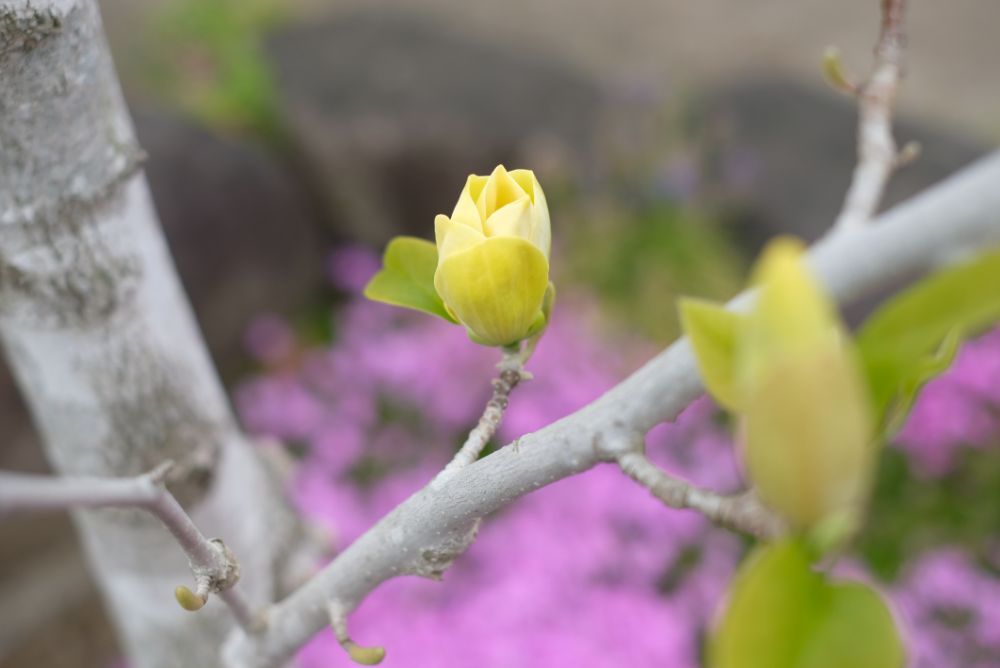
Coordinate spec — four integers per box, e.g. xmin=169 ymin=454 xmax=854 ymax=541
xmin=434 ymin=348 xmax=527 ymax=486
xmin=0 ymin=461 xmax=260 ymax=632
xmin=832 ymin=0 xmax=910 ymax=231
xmin=616 ymin=449 xmax=784 ymax=540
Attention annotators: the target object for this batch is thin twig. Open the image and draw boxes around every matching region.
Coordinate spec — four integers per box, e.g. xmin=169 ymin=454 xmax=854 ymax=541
xmin=328 ymin=602 xmax=386 ymax=665
xmin=434 ymin=349 xmax=525 ymax=484
xmin=617 ymin=451 xmax=783 ymax=540
xmin=0 ymin=463 xmax=259 ymax=632
xmin=833 ymin=0 xmax=908 ymax=231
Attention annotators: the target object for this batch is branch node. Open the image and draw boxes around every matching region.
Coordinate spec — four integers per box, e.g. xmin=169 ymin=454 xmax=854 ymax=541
xmin=146 ymin=459 xmax=175 ymax=485
xmin=206 ymin=538 xmax=242 ymax=593
xmin=409 ymin=519 xmax=480 ymax=580
xmin=595 ymin=428 xmax=644 ymax=460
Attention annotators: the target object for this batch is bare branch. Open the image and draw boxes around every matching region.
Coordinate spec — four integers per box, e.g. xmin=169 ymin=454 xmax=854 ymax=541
xmin=833 ymin=0 xmax=909 ymax=231
xmin=222 ymin=153 xmax=1000 ymax=668
xmin=0 ymin=463 xmax=260 ymax=633
xmin=434 ymin=349 xmax=525 ymax=484
xmin=617 ymin=451 xmax=783 ymax=540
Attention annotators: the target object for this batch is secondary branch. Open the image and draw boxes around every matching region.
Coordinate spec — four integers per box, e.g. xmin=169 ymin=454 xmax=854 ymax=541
xmin=435 ymin=349 xmax=525 ymax=483
xmin=617 ymin=451 xmax=783 ymax=540
xmin=0 ymin=463 xmax=258 ymax=632
xmin=833 ymin=0 xmax=908 ymax=230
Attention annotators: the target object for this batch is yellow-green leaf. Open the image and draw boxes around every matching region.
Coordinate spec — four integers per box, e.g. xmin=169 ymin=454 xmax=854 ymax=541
xmin=743 ymin=341 xmax=873 ymax=531
xmin=710 ymin=540 xmax=904 ymax=668
xmin=679 ymin=298 xmax=747 ymax=411
xmin=741 ymin=237 xmax=839 ymax=388
xmin=799 ymin=581 xmax=905 ymax=668
xmin=858 ymin=246 xmax=1000 ymax=429
xmin=363 ymin=237 xmax=457 ymax=323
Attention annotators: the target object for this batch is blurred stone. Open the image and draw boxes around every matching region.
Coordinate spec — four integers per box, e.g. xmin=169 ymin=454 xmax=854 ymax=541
xmin=693 ymin=77 xmax=988 ymax=251
xmin=135 ymin=108 xmax=328 ymax=378
xmin=266 ymin=9 xmax=606 ymax=244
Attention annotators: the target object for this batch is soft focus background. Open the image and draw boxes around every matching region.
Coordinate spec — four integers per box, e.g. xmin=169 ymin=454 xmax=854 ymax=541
xmin=2 ymin=1 xmax=999 ymax=666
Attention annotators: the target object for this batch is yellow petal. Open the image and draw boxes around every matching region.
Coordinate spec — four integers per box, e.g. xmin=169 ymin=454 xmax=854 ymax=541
xmin=435 ymin=214 xmax=485 ymax=260
xmin=477 ymin=165 xmax=530 ymax=222
xmin=510 ymin=169 xmax=551 ymax=259
xmin=483 ymin=196 xmax=533 ymax=240
xmin=508 ymin=169 xmax=539 ymax=203
xmin=433 ymin=236 xmax=549 ymax=347
xmin=451 ymin=175 xmax=487 ymax=230
xmin=741 ymin=237 xmax=839 ymax=387
xmin=743 ymin=341 xmax=873 ymax=530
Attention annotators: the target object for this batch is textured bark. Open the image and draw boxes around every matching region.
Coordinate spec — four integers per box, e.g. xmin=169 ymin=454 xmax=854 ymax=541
xmin=0 ymin=1 xmax=306 ymax=665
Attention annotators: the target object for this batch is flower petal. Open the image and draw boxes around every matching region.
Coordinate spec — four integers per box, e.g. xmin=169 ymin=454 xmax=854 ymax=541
xmin=433 ymin=236 xmax=549 ymax=347
xmin=483 ymin=196 xmax=533 ymax=240
xmin=741 ymin=237 xmax=839 ymax=387
xmin=451 ymin=175 xmax=487 ymax=230
xmin=477 ymin=164 xmax=529 ymax=222
xmin=510 ymin=169 xmax=551 ymax=258
xmin=435 ymin=214 xmax=485 ymax=261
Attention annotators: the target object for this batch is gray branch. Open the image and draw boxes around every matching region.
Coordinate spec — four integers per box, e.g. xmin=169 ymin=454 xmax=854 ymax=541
xmin=833 ymin=0 xmax=908 ymax=230
xmin=435 ymin=349 xmax=525 ymax=483
xmin=617 ymin=452 xmax=783 ymax=540
xmin=0 ymin=464 xmax=259 ymax=632
xmin=223 ymin=152 xmax=1000 ymax=668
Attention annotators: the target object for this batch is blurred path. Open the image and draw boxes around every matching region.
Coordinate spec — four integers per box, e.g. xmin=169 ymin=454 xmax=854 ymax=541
xmin=101 ymin=0 xmax=1000 ymax=140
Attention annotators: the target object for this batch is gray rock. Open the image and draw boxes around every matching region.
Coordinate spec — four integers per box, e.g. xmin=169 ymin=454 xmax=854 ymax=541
xmin=135 ymin=108 xmax=328 ymax=378
xmin=693 ymin=77 xmax=988 ymax=250
xmin=266 ymin=9 xmax=606 ymax=244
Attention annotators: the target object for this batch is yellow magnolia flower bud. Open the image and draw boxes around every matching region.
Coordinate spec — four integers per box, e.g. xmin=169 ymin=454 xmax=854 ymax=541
xmin=739 ymin=239 xmax=874 ymax=531
xmin=433 ymin=165 xmax=552 ymax=347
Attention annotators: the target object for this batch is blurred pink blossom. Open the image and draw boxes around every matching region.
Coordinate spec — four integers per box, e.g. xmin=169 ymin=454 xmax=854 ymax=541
xmin=896 ymin=327 xmax=1000 ymax=476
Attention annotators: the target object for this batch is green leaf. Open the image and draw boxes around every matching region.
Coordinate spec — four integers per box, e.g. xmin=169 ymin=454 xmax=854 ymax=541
xmin=857 ymin=247 xmax=1000 ymax=429
xmin=710 ymin=540 xmax=904 ymax=668
xmin=363 ymin=237 xmax=457 ymax=323
xmin=679 ymin=298 xmax=747 ymax=411
xmin=709 ymin=541 xmax=821 ymax=668
xmin=799 ymin=582 xmax=905 ymax=668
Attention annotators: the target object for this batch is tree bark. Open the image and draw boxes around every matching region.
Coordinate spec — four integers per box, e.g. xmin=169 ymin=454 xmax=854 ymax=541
xmin=0 ymin=2 xmax=306 ymax=665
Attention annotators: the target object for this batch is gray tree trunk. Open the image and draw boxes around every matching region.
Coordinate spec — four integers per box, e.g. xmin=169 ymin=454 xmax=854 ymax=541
xmin=0 ymin=1 xmax=306 ymax=665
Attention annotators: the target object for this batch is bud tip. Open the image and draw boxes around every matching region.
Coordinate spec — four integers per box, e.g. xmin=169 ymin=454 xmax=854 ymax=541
xmin=345 ymin=641 xmax=386 ymax=665
xmin=174 ymin=585 xmax=205 ymax=611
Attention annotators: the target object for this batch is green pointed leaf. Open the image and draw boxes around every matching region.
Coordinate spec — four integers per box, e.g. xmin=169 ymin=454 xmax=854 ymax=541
xmin=710 ymin=541 xmax=821 ymax=668
xmin=881 ymin=327 xmax=962 ymax=434
xmin=710 ymin=540 xmax=904 ymax=668
xmin=799 ymin=582 xmax=905 ymax=668
xmin=679 ymin=298 xmax=748 ymax=411
xmin=363 ymin=237 xmax=457 ymax=323
xmin=857 ymin=247 xmax=1000 ymax=429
